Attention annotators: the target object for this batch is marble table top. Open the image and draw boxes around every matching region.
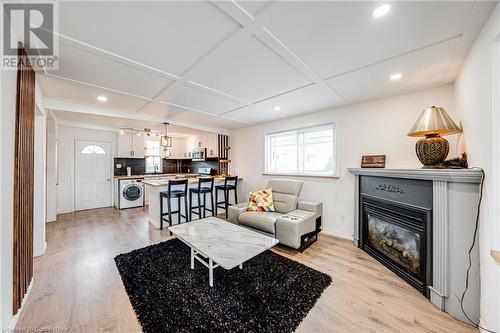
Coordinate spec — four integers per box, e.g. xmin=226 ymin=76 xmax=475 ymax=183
xmin=168 ymin=217 xmax=279 ymax=270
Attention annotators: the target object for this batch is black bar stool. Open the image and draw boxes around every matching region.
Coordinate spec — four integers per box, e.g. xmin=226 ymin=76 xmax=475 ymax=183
xmin=160 ymin=179 xmax=188 ymax=231
xmin=189 ymin=177 xmax=215 ymax=220
xmin=215 ymin=176 xmax=238 ymax=218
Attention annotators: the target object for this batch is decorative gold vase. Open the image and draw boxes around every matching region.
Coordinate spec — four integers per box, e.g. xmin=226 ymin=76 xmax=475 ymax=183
xmin=415 ymin=135 xmax=449 ymax=168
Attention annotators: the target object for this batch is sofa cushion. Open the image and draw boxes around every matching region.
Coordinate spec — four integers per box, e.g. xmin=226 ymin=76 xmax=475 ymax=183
xmin=273 ymin=192 xmax=298 ymax=213
xmin=247 ymin=188 xmax=275 ymax=212
xmin=239 ymin=211 xmax=283 ymax=234
xmin=267 ymin=179 xmax=303 ymax=196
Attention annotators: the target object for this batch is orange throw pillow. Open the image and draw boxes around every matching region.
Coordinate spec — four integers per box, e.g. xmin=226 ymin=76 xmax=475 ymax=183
xmin=247 ymin=188 xmax=275 ymax=212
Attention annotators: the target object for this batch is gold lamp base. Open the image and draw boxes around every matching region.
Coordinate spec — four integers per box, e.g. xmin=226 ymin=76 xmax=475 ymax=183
xmin=415 ymin=135 xmax=449 ymax=168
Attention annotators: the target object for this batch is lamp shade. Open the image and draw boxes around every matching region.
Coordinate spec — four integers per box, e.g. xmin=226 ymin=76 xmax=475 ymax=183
xmin=407 ymin=106 xmax=462 ymax=137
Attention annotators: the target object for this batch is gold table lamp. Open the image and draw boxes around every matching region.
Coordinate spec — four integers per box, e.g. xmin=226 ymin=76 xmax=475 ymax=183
xmin=408 ymin=106 xmax=462 ymax=168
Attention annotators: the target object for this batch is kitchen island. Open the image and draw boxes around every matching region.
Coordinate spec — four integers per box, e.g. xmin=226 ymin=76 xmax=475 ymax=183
xmin=113 ymin=173 xmax=193 ymax=180
xmin=143 ymin=176 xmax=241 ymax=229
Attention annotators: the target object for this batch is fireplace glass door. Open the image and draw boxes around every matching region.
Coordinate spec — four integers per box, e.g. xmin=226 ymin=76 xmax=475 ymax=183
xmin=366 ymin=213 xmax=421 ymax=276
xmin=361 ymin=197 xmax=432 ymax=295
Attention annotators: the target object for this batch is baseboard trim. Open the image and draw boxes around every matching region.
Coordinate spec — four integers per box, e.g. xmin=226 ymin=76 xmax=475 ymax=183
xmin=479 ymin=319 xmax=496 ymax=333
xmin=7 ymin=278 xmax=33 ymax=329
xmin=321 ymin=228 xmax=353 ymax=240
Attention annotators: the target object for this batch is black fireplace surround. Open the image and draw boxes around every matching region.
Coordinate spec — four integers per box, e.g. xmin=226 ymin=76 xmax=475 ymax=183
xmin=359 ymin=176 xmax=433 ymax=296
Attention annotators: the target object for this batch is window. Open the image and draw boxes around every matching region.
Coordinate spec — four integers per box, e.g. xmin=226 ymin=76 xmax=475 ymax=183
xmin=81 ymin=145 xmax=106 ymax=155
xmin=265 ymin=123 xmax=336 ymax=176
xmin=145 ymin=139 xmax=162 ymax=173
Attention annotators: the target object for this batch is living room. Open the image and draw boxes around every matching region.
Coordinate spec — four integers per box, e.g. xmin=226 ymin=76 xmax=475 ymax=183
xmin=1 ymin=1 xmax=500 ymax=333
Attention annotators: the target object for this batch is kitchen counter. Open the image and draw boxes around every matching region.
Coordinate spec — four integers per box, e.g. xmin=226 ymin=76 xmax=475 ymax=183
xmin=142 ymin=176 xmax=240 ymax=187
xmin=142 ymin=176 xmax=242 ymax=229
xmin=114 ymin=173 xmax=191 ymax=180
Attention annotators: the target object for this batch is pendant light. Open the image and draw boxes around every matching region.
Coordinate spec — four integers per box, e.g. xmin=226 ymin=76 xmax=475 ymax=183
xmin=161 ymin=122 xmax=172 ymax=148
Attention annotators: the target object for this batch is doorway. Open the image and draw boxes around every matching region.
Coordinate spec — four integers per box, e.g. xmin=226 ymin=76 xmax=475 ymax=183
xmin=74 ymin=140 xmax=112 ymax=211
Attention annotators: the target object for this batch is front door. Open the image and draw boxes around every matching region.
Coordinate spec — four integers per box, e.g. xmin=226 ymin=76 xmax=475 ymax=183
xmin=74 ymin=140 xmax=111 ymax=211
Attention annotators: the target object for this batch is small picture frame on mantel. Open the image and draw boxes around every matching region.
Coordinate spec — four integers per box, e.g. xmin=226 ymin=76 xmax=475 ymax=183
xmin=361 ymin=155 xmax=386 ymax=168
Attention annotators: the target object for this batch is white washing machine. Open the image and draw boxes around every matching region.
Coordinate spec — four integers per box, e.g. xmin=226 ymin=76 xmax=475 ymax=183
xmin=119 ymin=179 xmax=144 ymax=209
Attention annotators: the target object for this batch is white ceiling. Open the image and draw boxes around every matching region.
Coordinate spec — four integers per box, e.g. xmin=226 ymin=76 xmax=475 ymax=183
xmin=51 ymin=110 xmax=209 ymax=138
xmin=35 ymin=0 xmax=496 ymax=131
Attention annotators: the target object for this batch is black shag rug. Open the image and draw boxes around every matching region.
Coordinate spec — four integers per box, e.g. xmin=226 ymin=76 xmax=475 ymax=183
xmin=114 ymin=239 xmax=332 ymax=333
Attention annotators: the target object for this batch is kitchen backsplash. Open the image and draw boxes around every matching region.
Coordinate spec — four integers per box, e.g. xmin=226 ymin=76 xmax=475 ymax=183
xmin=115 ymin=157 xmax=219 ymax=175
xmin=162 ymin=159 xmax=179 ymax=174
xmin=114 ymin=158 xmax=145 ymax=176
xmin=181 ymin=158 xmax=219 ymax=174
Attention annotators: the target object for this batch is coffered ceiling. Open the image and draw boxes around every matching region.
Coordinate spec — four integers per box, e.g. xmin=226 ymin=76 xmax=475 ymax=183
xmin=50 ymin=110 xmax=209 ymax=138
xmin=35 ymin=1 xmax=496 ymax=132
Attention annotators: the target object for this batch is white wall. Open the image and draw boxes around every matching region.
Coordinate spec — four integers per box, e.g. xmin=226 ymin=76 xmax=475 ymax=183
xmin=57 ymin=125 xmax=118 ymax=213
xmin=0 ymin=66 xmax=2 ymax=333
xmin=46 ymin=118 xmax=58 ymax=222
xmin=34 ymin=81 xmax=47 ymax=257
xmin=0 ymin=57 xmax=17 ymax=331
xmin=0 ymin=22 xmax=18 ymax=327
xmin=454 ymin=4 xmax=500 ymax=332
xmin=232 ymin=84 xmax=456 ymax=238
xmin=0 ymin=64 xmax=46 ymax=331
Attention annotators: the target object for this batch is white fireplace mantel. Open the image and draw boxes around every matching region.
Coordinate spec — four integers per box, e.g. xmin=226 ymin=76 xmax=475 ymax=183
xmin=348 ymin=167 xmax=482 ymax=324
xmin=347 ymin=167 xmax=483 ymax=183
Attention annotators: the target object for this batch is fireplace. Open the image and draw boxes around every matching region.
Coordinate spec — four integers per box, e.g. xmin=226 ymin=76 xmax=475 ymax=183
xmin=359 ymin=176 xmax=432 ymax=296
xmin=349 ymin=168 xmax=483 ymax=322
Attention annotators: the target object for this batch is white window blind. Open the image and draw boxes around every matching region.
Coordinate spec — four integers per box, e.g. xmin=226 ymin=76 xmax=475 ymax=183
xmin=265 ymin=124 xmax=336 ymax=176
xmin=145 ymin=139 xmax=162 ymax=173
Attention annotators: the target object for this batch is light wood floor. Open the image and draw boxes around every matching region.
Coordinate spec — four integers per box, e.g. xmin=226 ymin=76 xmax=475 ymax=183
xmin=16 ymin=207 xmax=477 ymax=333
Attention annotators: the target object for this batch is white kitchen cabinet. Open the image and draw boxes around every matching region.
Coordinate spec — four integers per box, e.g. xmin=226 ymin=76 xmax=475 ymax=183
xmin=118 ymin=133 xmax=145 ymax=158
xmin=157 ymin=134 xmax=220 ymax=160
xmin=133 ymin=134 xmax=145 ymax=158
xmin=164 ymin=137 xmax=183 ymax=159
xmin=183 ymin=136 xmax=196 ymax=159
xmin=143 ymin=176 xmax=161 ymax=205
xmin=184 ymin=134 xmax=219 ymax=158
xmin=174 ymin=138 xmax=185 ymax=159
xmin=162 ymin=146 xmax=170 ymax=159
xmin=205 ymin=133 xmax=218 ymax=157
xmin=194 ymin=135 xmax=203 ymax=148
xmin=118 ymin=133 xmax=133 ymax=157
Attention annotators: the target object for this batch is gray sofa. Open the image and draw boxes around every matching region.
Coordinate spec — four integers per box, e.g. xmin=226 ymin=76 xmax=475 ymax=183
xmin=227 ymin=179 xmax=323 ymax=251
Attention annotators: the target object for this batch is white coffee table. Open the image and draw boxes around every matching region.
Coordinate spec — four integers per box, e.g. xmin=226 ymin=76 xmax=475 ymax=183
xmin=168 ymin=217 xmax=279 ymax=287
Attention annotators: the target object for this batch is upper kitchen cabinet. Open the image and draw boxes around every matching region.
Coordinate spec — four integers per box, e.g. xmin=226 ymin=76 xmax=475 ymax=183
xmin=204 ymin=134 xmax=218 ymax=158
xmin=182 ymin=133 xmax=219 ymax=158
xmin=133 ymin=134 xmax=145 ymax=158
xmin=117 ymin=132 xmax=145 ymax=158
xmin=163 ymin=137 xmax=184 ymax=159
xmin=157 ymin=133 xmax=221 ymax=159
xmin=185 ymin=135 xmax=198 ymax=150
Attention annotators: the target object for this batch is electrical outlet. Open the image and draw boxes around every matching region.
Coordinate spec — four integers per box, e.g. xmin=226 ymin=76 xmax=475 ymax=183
xmin=340 ymin=214 xmax=346 ymax=222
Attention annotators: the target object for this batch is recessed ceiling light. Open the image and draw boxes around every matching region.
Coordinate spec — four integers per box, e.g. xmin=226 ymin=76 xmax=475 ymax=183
xmin=372 ymin=4 xmax=391 ymax=18
xmin=97 ymin=95 xmax=107 ymax=102
xmin=274 ymin=106 xmax=281 ymax=111
xmin=390 ymin=73 xmax=402 ymax=81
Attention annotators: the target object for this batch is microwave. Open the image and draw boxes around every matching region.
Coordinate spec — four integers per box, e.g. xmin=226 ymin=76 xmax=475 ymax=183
xmin=192 ymin=148 xmax=206 ymax=161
